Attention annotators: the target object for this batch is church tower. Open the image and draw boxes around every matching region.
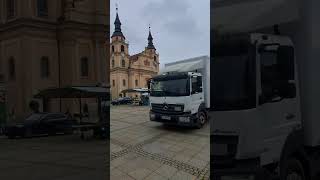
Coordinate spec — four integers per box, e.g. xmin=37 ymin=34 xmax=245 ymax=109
xmin=145 ymin=26 xmax=159 ymax=72
xmin=110 ymin=6 xmax=129 ymax=69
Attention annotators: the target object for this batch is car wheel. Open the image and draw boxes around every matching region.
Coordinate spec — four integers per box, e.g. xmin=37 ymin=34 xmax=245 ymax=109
xmin=196 ymin=111 xmax=207 ymax=128
xmin=24 ymin=128 xmax=33 ymax=138
xmin=283 ymin=158 xmax=306 ymax=180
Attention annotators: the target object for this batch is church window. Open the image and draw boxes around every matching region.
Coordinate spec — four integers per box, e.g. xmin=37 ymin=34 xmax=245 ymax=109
xmin=112 ymin=46 xmax=115 ymax=52
xmin=112 ymin=80 xmax=115 ymax=87
xmin=154 ymin=56 xmax=157 ymax=61
xmin=8 ymin=57 xmax=15 ymax=80
xmin=144 ymin=60 xmax=150 ymax=66
xmin=122 ymin=79 xmax=126 ymax=86
xmin=80 ymin=57 xmax=89 ymax=77
xmin=122 ymin=59 xmax=125 ymax=67
xmin=6 ymin=0 xmax=15 ymax=19
xmin=40 ymin=56 xmax=50 ymax=78
xmin=121 ymin=45 xmax=125 ymax=52
xmin=37 ymin=0 xmax=48 ymax=17
xmin=135 ymin=80 xmax=138 ymax=86
xmin=112 ymin=58 xmax=115 ymax=67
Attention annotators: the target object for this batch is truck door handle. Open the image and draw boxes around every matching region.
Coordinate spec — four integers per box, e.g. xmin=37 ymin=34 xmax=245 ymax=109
xmin=285 ymin=113 xmax=295 ymax=120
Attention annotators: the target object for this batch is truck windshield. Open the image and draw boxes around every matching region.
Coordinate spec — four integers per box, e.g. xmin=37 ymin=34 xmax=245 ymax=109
xmin=150 ymin=78 xmax=190 ymax=97
xmin=212 ymin=43 xmax=256 ymax=111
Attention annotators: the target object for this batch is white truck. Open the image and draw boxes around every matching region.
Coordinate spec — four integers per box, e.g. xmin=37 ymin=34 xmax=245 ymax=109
xmin=149 ymin=56 xmax=210 ymax=128
xmin=211 ymin=0 xmax=320 ymax=179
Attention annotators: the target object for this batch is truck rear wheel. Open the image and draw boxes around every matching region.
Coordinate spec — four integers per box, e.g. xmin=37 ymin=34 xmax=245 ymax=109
xmin=283 ymin=158 xmax=306 ymax=180
xmin=196 ymin=111 xmax=206 ymax=128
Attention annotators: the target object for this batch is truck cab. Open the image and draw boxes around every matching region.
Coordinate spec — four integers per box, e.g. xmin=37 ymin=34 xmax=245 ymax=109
xmin=149 ymin=71 xmax=207 ymax=128
xmin=211 ymin=33 xmax=302 ymax=178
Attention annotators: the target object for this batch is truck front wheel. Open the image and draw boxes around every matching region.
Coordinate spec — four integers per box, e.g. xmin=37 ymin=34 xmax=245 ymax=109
xmin=196 ymin=111 xmax=206 ymax=128
xmin=283 ymin=158 xmax=306 ymax=180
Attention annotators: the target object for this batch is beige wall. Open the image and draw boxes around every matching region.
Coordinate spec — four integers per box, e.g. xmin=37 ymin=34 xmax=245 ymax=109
xmin=110 ymin=41 xmax=159 ymax=99
xmin=0 ymin=0 xmax=109 ymax=122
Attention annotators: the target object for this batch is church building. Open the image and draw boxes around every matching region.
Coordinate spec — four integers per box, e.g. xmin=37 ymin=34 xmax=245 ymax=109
xmin=110 ymin=8 xmax=159 ymax=100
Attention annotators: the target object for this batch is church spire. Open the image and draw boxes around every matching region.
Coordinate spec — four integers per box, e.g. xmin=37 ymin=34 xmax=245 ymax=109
xmin=112 ymin=4 xmax=125 ymax=39
xmin=147 ymin=25 xmax=156 ymax=50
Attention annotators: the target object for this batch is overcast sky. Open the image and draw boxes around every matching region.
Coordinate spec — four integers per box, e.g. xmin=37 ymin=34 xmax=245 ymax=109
xmin=110 ymin=0 xmax=210 ymax=68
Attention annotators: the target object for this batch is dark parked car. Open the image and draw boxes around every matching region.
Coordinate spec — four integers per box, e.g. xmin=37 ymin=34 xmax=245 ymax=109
xmin=111 ymin=97 xmax=133 ymax=105
xmin=4 ymin=112 xmax=76 ymax=138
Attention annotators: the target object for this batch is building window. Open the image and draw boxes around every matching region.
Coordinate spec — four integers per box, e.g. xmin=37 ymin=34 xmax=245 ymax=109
xmin=80 ymin=57 xmax=89 ymax=77
xmin=154 ymin=56 xmax=157 ymax=61
xmin=40 ymin=56 xmax=50 ymax=78
xmin=122 ymin=59 xmax=125 ymax=67
xmin=112 ymin=58 xmax=115 ymax=67
xmin=112 ymin=46 xmax=115 ymax=52
xmin=121 ymin=45 xmax=125 ymax=52
xmin=6 ymin=0 xmax=15 ymax=19
xmin=112 ymin=80 xmax=115 ymax=87
xmin=144 ymin=60 xmax=150 ymax=66
xmin=37 ymin=0 xmax=48 ymax=17
xmin=122 ymin=79 xmax=126 ymax=86
xmin=135 ymin=80 xmax=138 ymax=87
xmin=8 ymin=57 xmax=15 ymax=80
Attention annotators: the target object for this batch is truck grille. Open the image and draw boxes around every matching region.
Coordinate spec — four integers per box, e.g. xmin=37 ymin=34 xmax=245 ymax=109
xmin=151 ymin=103 xmax=184 ymax=114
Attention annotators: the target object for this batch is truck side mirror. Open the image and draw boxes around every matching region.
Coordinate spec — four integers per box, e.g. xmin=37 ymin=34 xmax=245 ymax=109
xmin=280 ymin=83 xmax=296 ymax=99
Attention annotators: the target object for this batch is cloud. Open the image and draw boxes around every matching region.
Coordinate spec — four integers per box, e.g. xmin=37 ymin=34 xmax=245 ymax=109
xmin=141 ymin=0 xmax=199 ymax=38
xmin=110 ymin=0 xmax=210 ymax=67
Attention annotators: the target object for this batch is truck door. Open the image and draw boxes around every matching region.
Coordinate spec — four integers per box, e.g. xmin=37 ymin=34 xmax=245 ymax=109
xmin=257 ymin=44 xmax=300 ymax=165
xmin=191 ymin=76 xmax=204 ymax=114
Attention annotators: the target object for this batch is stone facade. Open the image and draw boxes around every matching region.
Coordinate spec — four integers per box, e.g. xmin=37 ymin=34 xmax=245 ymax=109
xmin=110 ymin=10 xmax=159 ymax=100
xmin=0 ymin=0 xmax=109 ymax=121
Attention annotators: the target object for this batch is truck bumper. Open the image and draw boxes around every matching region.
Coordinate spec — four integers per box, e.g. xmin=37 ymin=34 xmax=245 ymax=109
xmin=149 ymin=111 xmax=197 ymax=127
xmin=211 ymin=157 xmax=260 ymax=179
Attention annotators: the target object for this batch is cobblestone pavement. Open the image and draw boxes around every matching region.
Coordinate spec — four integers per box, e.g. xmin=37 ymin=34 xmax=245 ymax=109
xmin=111 ymin=105 xmax=210 ymax=180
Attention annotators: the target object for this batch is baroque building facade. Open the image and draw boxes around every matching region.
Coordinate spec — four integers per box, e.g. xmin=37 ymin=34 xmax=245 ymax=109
xmin=0 ymin=0 xmax=109 ymax=122
xmin=110 ymin=9 xmax=159 ymax=100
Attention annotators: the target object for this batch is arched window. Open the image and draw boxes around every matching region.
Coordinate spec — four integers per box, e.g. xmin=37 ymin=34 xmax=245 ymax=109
xmin=112 ymin=45 xmax=114 ymax=52
xmin=8 ymin=57 xmax=15 ymax=80
xmin=40 ymin=56 xmax=50 ymax=78
xmin=37 ymin=0 xmax=48 ymax=17
xmin=80 ymin=57 xmax=89 ymax=77
xmin=121 ymin=45 xmax=125 ymax=52
xmin=112 ymin=58 xmax=115 ymax=67
xmin=135 ymin=80 xmax=138 ymax=87
xmin=122 ymin=59 xmax=125 ymax=67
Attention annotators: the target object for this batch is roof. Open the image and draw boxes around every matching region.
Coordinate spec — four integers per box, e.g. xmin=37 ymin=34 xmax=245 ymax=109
xmin=34 ymin=86 xmax=110 ymax=99
xmin=129 ymin=53 xmax=141 ymax=62
xmin=121 ymin=88 xmax=149 ymax=94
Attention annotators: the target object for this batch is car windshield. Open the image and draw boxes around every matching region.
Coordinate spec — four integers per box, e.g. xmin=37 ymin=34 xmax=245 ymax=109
xmin=150 ymin=78 xmax=190 ymax=97
xmin=25 ymin=113 xmax=43 ymax=121
xmin=212 ymin=42 xmax=256 ymax=111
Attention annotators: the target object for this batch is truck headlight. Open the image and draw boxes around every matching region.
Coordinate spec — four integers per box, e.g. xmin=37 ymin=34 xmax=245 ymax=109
xmin=179 ymin=117 xmax=190 ymax=123
xmin=174 ymin=106 xmax=182 ymax=111
xmin=150 ymin=113 xmax=156 ymax=119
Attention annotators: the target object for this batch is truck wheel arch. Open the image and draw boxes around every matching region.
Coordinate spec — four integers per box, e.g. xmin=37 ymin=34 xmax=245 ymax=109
xmin=198 ymin=103 xmax=207 ymax=116
xmin=280 ymin=129 xmax=310 ymax=179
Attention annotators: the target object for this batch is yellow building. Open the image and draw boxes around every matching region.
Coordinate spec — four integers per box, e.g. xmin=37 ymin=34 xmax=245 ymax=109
xmin=110 ymin=9 xmax=159 ymax=100
xmin=0 ymin=0 xmax=109 ymax=121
